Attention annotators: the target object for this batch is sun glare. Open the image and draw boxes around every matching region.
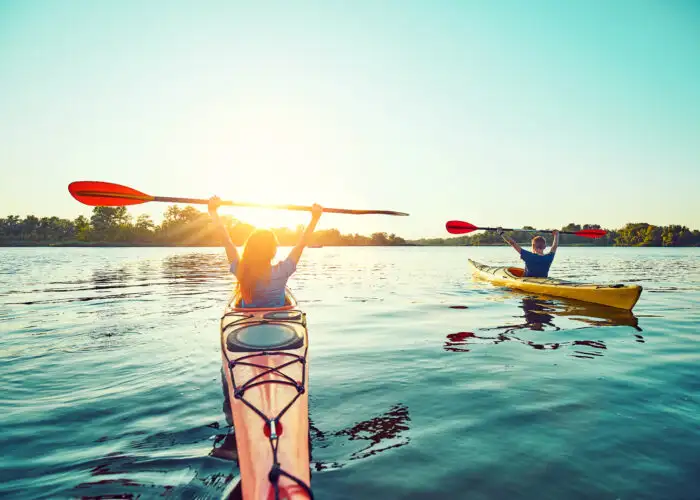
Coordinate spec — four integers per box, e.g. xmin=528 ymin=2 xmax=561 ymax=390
xmin=228 ymin=207 xmax=306 ymax=232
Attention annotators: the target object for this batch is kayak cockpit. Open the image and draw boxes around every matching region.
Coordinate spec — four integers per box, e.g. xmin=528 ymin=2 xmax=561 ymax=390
xmin=223 ymin=289 xmax=305 ymax=352
xmin=507 ymin=267 xmax=525 ymax=278
xmin=223 ymin=312 xmax=306 ymax=352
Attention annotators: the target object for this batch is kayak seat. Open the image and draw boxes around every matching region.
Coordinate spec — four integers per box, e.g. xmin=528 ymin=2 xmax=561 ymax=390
xmin=509 ymin=267 xmax=525 ymax=278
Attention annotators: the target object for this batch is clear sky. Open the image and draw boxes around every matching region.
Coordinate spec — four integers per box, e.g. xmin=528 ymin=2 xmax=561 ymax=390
xmin=1 ymin=0 xmax=698 ymax=238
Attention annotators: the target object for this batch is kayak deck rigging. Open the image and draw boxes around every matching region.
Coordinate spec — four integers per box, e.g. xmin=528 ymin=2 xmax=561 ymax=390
xmin=225 ymin=344 xmax=311 ymax=499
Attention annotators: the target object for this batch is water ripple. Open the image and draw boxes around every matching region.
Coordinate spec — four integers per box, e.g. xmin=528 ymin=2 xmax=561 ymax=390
xmin=1 ymin=246 xmax=699 ymax=499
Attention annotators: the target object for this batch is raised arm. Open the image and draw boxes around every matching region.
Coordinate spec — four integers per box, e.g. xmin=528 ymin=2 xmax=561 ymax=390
xmin=287 ymin=204 xmax=323 ymax=265
xmin=498 ymin=228 xmax=522 ymax=254
xmin=549 ymin=230 xmax=560 ymax=254
xmin=209 ymin=196 xmax=239 ymax=265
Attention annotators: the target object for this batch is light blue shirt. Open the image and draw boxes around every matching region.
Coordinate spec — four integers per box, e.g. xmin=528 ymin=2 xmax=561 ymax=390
xmin=230 ymin=256 xmax=296 ymax=308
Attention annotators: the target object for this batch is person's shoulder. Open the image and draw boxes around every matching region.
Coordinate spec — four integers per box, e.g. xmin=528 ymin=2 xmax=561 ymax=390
xmin=272 ymin=257 xmax=297 ymax=277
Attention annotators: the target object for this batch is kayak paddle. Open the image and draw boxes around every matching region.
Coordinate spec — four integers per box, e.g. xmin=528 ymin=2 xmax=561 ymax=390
xmin=445 ymin=220 xmax=607 ymax=238
xmin=68 ymin=181 xmax=409 ymax=216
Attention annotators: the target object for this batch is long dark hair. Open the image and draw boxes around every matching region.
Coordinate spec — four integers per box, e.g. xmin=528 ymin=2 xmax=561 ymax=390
xmin=236 ymin=229 xmax=278 ymax=304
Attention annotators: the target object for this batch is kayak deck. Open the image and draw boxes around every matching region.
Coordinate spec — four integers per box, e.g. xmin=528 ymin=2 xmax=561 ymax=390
xmin=468 ymin=259 xmax=642 ymax=310
xmin=220 ymin=290 xmax=312 ymax=499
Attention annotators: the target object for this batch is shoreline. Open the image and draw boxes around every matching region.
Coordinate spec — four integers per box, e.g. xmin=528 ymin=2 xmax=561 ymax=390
xmin=2 ymin=242 xmax=697 ymax=248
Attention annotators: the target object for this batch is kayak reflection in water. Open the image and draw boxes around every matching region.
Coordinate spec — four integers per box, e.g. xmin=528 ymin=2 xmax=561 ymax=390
xmin=208 ymin=196 xmax=323 ymax=308
xmin=444 ymin=297 xmax=643 ymax=355
xmin=519 ymin=297 xmax=558 ymax=332
xmin=498 ymin=228 xmax=560 ymax=278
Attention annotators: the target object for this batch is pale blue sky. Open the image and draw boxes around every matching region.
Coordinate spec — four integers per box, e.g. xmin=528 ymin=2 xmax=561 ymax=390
xmin=1 ymin=0 xmax=698 ymax=238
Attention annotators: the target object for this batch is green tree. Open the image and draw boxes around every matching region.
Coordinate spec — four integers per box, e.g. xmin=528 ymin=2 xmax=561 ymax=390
xmin=158 ymin=205 xmax=213 ymax=245
xmin=313 ymin=228 xmax=342 ymax=246
xmin=661 ymin=225 xmax=693 ymax=247
xmin=641 ymin=225 xmax=662 ymax=246
xmin=387 ymin=233 xmax=406 ymax=245
xmin=22 ymin=215 xmax=40 ymax=240
xmin=135 ymin=214 xmax=155 ymax=232
xmin=1 ymin=215 xmax=22 ymax=241
xmin=132 ymin=214 xmax=155 ymax=243
xmin=615 ymin=223 xmax=650 ymax=246
xmin=74 ymin=215 xmax=90 ymax=241
xmin=90 ymin=206 xmax=132 ymax=241
xmin=90 ymin=206 xmax=130 ymax=231
xmin=371 ymin=232 xmax=390 ymax=246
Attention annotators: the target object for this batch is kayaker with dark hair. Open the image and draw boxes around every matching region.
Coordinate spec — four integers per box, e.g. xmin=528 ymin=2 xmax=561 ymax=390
xmin=498 ymin=228 xmax=559 ymax=278
xmin=210 ymin=196 xmax=321 ymax=496
xmin=208 ymin=196 xmax=323 ymax=307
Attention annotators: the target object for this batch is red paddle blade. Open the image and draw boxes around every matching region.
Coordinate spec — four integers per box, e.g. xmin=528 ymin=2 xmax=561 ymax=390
xmin=446 ymin=220 xmax=479 ymax=234
xmin=575 ymin=229 xmax=607 ymax=239
xmin=68 ymin=181 xmax=153 ymax=206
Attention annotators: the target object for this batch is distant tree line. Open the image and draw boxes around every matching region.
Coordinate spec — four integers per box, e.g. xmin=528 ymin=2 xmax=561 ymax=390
xmin=0 ymin=206 xmax=407 ymax=247
xmin=1 ymin=209 xmax=698 ymax=247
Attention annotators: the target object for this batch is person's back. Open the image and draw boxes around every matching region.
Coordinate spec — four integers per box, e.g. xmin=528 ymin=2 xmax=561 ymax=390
xmin=208 ymin=197 xmax=323 ymax=308
xmin=230 ymin=237 xmax=296 ymax=308
xmin=519 ymin=247 xmax=555 ymax=278
xmin=499 ymin=229 xmax=560 ymax=278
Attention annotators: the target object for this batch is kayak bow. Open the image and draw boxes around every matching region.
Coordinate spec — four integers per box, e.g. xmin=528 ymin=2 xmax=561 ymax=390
xmin=220 ymin=289 xmax=312 ymax=499
xmin=468 ymin=259 xmax=642 ymax=310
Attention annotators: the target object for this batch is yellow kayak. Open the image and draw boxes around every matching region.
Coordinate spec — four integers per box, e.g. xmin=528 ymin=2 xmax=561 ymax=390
xmin=468 ymin=259 xmax=642 ymax=310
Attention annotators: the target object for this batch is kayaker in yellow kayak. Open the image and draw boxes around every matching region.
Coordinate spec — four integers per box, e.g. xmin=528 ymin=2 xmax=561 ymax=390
xmin=498 ymin=228 xmax=560 ymax=278
xmin=208 ymin=196 xmax=323 ymax=307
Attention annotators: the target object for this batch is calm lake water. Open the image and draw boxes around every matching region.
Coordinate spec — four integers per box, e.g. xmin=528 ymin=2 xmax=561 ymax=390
xmin=1 ymin=246 xmax=699 ymax=499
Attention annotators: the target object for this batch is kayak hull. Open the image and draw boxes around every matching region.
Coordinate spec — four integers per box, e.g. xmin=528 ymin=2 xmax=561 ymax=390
xmin=220 ymin=290 xmax=311 ymax=499
xmin=468 ymin=259 xmax=642 ymax=310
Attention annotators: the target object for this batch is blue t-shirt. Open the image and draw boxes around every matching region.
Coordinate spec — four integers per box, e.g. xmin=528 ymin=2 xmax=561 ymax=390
xmin=520 ymin=249 xmax=555 ymax=278
xmin=230 ymin=256 xmax=296 ymax=308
